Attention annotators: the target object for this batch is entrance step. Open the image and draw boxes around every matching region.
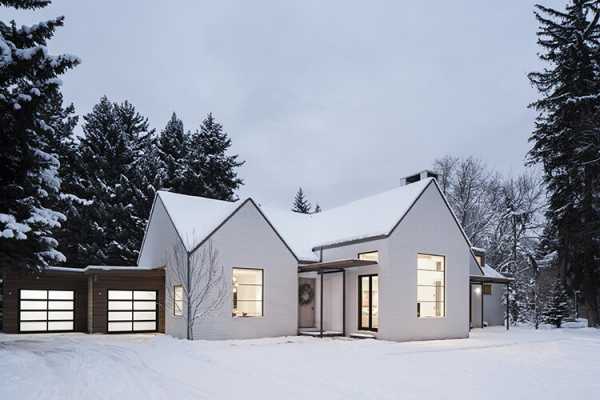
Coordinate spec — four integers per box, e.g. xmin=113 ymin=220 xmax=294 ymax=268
xmin=349 ymin=332 xmax=376 ymax=339
xmin=299 ymin=330 xmax=343 ymax=337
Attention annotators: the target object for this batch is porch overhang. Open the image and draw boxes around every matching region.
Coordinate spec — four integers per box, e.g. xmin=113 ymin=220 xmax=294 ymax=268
xmin=469 ymin=274 xmax=513 ymax=284
xmin=298 ymin=259 xmax=377 ymax=273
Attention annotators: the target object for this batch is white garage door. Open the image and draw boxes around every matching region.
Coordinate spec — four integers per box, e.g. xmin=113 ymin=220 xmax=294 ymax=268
xmin=19 ymin=289 xmax=74 ymax=332
xmin=107 ymin=290 xmax=157 ymax=333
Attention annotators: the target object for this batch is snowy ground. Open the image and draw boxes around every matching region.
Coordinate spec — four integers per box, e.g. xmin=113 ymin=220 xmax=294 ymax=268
xmin=1 ymin=327 xmax=599 ymax=400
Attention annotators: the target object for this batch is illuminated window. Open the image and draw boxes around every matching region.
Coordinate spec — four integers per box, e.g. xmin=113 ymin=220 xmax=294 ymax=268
xmin=232 ymin=268 xmax=263 ymax=317
xmin=358 ymin=251 xmax=379 ymax=262
xmin=483 ymin=284 xmax=492 ymax=295
xmin=417 ymin=254 xmax=445 ymax=318
xmin=475 ymin=255 xmax=483 ymax=267
xmin=174 ymin=285 xmax=183 ymax=316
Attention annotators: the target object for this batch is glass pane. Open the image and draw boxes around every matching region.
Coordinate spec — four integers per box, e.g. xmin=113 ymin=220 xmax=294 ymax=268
xmin=20 ymin=311 xmax=47 ymax=321
xmin=48 ymin=321 xmax=73 ymax=331
xmin=48 ymin=301 xmax=73 ymax=310
xmin=417 ymin=270 xmax=445 ymax=286
xmin=371 ymin=277 xmax=379 ymax=329
xmin=417 ymin=254 xmax=445 ymax=271
xmin=20 ymin=300 xmax=47 ymax=310
xmin=235 ymin=285 xmax=262 ymax=301
xmin=417 ymin=286 xmax=446 ymax=302
xmin=108 ymin=322 xmax=132 ymax=332
xmin=108 ymin=290 xmax=132 ymax=300
xmin=20 ymin=321 xmax=46 ymax=331
xmin=108 ymin=311 xmax=132 ymax=321
xmin=418 ymin=301 xmax=445 ymax=318
xmin=360 ymin=276 xmax=370 ymax=329
xmin=134 ymin=301 xmax=156 ymax=310
xmin=134 ymin=291 xmax=156 ymax=300
xmin=174 ymin=300 xmax=183 ymax=316
xmin=21 ymin=290 xmax=47 ymax=300
xmin=358 ymin=251 xmax=379 ymax=262
xmin=48 ymin=311 xmax=73 ymax=320
xmin=48 ymin=290 xmax=73 ymax=300
xmin=108 ymin=301 xmax=132 ymax=311
xmin=233 ymin=268 xmax=262 ymax=285
xmin=233 ymin=300 xmax=262 ymax=317
xmin=133 ymin=311 xmax=156 ymax=321
xmin=174 ymin=286 xmax=183 ymax=301
xmin=133 ymin=321 xmax=156 ymax=331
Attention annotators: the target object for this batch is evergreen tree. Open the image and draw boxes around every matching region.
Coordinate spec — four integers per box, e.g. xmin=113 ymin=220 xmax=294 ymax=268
xmin=183 ymin=113 xmax=244 ymax=200
xmin=63 ymin=97 xmax=154 ymax=266
xmin=292 ymin=188 xmax=311 ymax=214
xmin=528 ymin=0 xmax=600 ymax=326
xmin=542 ymin=280 xmax=570 ymax=327
xmin=0 ymin=0 xmax=80 ymax=271
xmin=158 ymin=113 xmax=188 ymax=193
xmin=313 ymin=204 xmax=322 ymax=213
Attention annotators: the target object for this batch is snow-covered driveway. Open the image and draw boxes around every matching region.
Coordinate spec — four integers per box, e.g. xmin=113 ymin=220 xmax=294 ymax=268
xmin=1 ymin=327 xmax=599 ymax=400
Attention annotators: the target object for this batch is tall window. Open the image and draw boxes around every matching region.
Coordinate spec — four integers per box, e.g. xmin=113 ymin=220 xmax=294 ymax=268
xmin=232 ymin=268 xmax=263 ymax=317
xmin=417 ymin=254 xmax=445 ymax=318
xmin=173 ymin=285 xmax=183 ymax=316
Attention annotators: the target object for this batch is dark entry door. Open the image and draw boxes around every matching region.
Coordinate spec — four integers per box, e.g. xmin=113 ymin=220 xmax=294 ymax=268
xmin=358 ymin=275 xmax=378 ymax=331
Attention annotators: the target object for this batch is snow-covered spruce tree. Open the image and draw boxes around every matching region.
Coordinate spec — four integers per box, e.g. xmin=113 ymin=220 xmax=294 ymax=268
xmin=0 ymin=0 xmax=80 ymax=271
xmin=542 ymin=280 xmax=571 ymax=327
xmin=292 ymin=187 xmax=311 ymax=214
xmin=528 ymin=0 xmax=600 ymax=326
xmin=158 ymin=113 xmax=188 ymax=193
xmin=183 ymin=113 xmax=244 ymax=200
xmin=65 ymin=97 xmax=154 ymax=266
xmin=313 ymin=204 xmax=322 ymax=213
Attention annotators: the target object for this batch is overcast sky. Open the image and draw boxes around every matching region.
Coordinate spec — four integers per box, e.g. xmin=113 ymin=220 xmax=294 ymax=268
xmin=6 ymin=0 xmax=564 ymax=210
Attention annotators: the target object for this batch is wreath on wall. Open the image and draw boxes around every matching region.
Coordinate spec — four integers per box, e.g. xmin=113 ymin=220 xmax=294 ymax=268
xmin=299 ymin=283 xmax=314 ymax=305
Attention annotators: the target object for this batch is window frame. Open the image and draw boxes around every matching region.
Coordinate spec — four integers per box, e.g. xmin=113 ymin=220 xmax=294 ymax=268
xmin=416 ymin=253 xmax=446 ymax=319
xmin=357 ymin=251 xmax=379 ymax=263
xmin=232 ymin=268 xmax=264 ymax=318
xmin=173 ymin=285 xmax=184 ymax=317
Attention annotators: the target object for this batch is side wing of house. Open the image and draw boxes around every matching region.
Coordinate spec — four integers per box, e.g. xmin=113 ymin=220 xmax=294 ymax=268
xmin=167 ymin=199 xmax=298 ymax=340
xmin=384 ymin=181 xmax=471 ymax=341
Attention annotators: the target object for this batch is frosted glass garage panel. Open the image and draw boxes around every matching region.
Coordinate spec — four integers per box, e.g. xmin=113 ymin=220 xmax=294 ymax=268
xmin=133 ymin=311 xmax=156 ymax=321
xmin=108 ymin=291 xmax=133 ymax=300
xmin=20 ymin=311 xmax=47 ymax=321
xmin=48 ymin=301 xmax=73 ymax=310
xmin=108 ymin=322 xmax=133 ymax=332
xmin=133 ymin=291 xmax=156 ymax=300
xmin=418 ymin=301 xmax=445 ymax=318
xmin=20 ymin=322 xmax=47 ymax=331
xmin=48 ymin=311 xmax=73 ymax=320
xmin=417 ymin=286 xmax=445 ymax=303
xmin=133 ymin=321 xmax=156 ymax=331
xmin=108 ymin=312 xmax=132 ymax=321
xmin=109 ymin=301 xmax=132 ymax=310
xmin=133 ymin=301 xmax=156 ymax=310
xmin=20 ymin=300 xmax=47 ymax=310
xmin=48 ymin=321 xmax=73 ymax=331
xmin=21 ymin=290 xmax=47 ymax=299
xmin=49 ymin=290 xmax=74 ymax=300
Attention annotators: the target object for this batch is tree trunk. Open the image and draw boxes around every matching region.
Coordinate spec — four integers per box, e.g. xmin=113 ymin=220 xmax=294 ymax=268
xmin=582 ymin=166 xmax=599 ymax=326
xmin=186 ymin=252 xmax=192 ymax=340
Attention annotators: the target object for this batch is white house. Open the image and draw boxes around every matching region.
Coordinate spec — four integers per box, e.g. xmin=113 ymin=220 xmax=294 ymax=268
xmin=136 ymin=170 xmax=511 ymax=341
xmin=0 ymin=170 xmax=511 ymax=338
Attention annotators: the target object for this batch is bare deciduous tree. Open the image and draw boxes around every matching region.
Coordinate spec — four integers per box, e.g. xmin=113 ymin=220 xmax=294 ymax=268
xmin=165 ymin=238 xmax=228 ymax=340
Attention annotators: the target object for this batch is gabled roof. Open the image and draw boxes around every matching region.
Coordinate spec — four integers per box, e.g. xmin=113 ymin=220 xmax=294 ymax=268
xmin=261 ymin=178 xmax=434 ymax=260
xmin=141 ymin=178 xmax=477 ymax=264
xmin=156 ymin=191 xmax=240 ymax=251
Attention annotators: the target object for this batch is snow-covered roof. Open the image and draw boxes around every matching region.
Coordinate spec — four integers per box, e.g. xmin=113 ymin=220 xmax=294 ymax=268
xmin=46 ymin=265 xmax=163 ymax=273
xmin=481 ymin=264 xmax=507 ymax=280
xmin=151 ymin=179 xmax=436 ymax=262
xmin=157 ymin=190 xmax=241 ymax=251
xmin=261 ymin=178 xmax=433 ymax=260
